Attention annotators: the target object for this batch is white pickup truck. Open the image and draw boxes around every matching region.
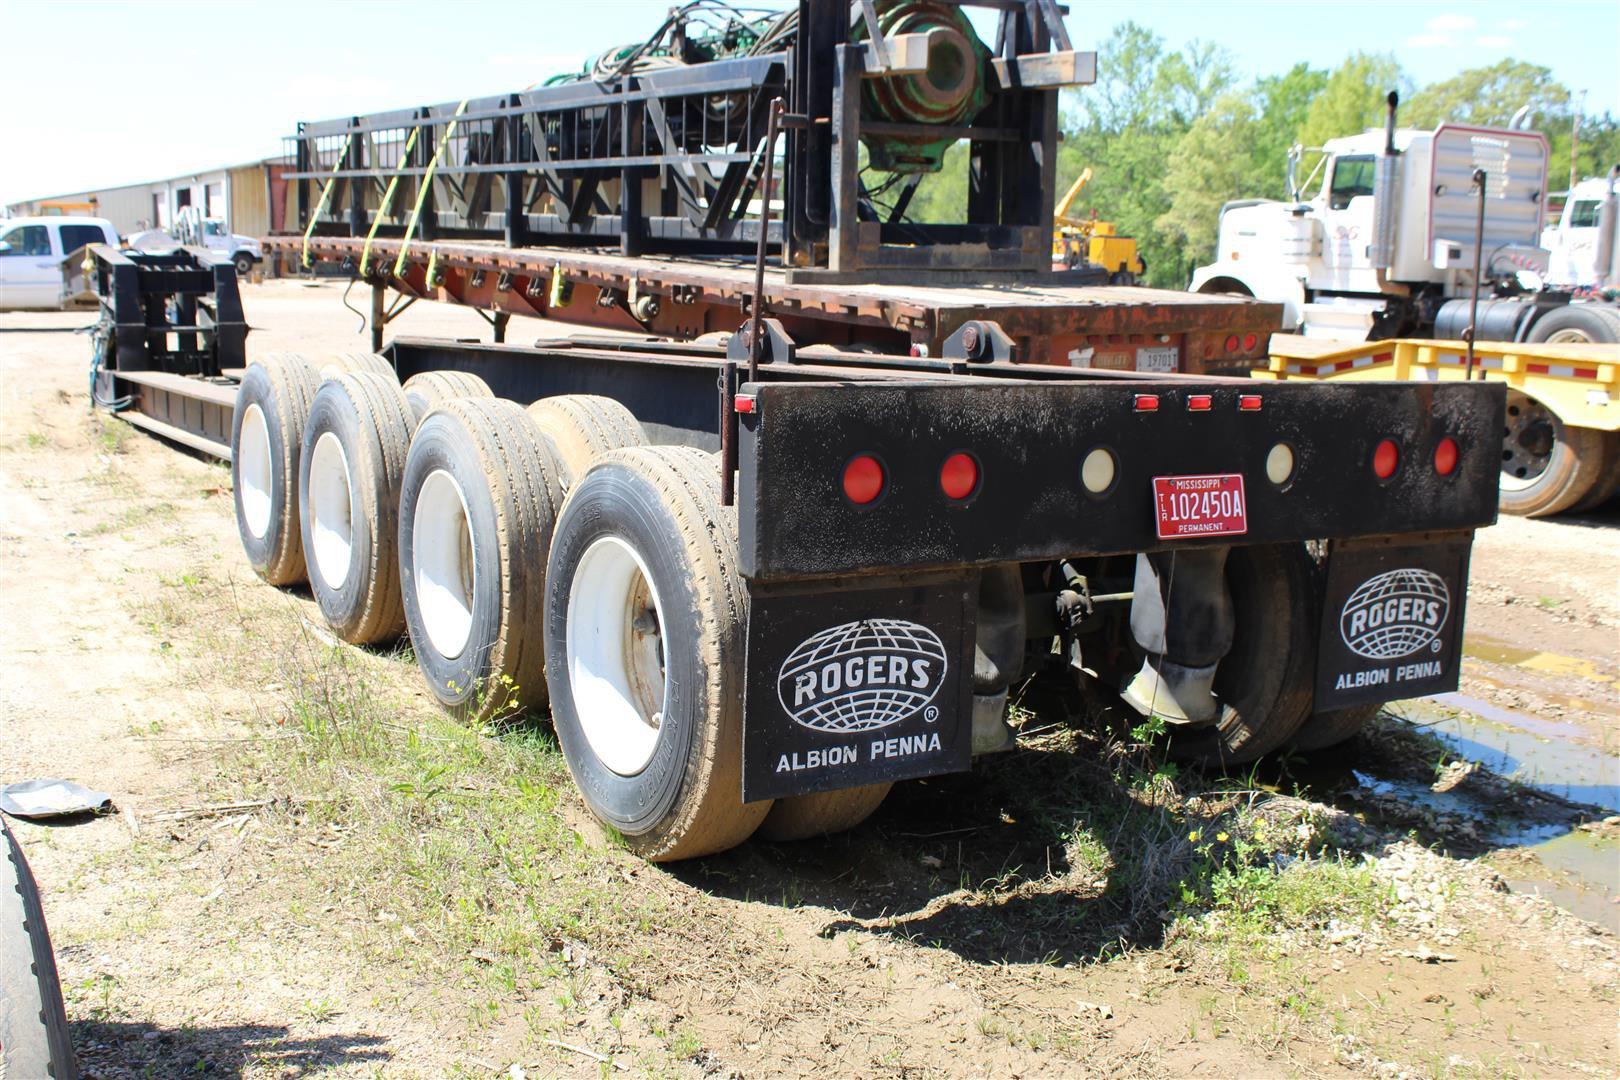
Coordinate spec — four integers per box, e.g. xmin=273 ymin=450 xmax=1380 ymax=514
xmin=0 ymin=216 xmax=117 ymax=310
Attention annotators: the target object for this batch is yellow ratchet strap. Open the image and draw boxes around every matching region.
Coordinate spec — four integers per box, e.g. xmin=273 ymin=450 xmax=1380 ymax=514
xmin=302 ymin=132 xmax=354 ymax=268
xmin=394 ymin=99 xmax=470 ymax=279
xmin=360 ymin=124 xmax=423 ymax=278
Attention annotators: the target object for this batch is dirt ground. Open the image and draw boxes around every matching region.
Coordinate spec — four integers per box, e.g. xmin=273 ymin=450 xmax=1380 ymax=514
xmin=2 ymin=280 xmax=1616 ymax=1078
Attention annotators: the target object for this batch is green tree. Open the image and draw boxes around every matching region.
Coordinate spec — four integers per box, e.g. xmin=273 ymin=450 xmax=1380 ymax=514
xmin=1157 ymin=91 xmax=1266 ymax=264
xmin=1252 ymin=63 xmax=1329 ymax=198
xmin=1155 ymin=41 xmax=1239 ymax=128
xmin=1296 ymin=53 xmax=1406 ymax=150
xmin=1404 ymin=60 xmax=1569 ymax=130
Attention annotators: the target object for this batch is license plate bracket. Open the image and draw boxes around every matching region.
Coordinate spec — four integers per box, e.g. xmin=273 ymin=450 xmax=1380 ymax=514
xmin=1152 ymin=473 xmax=1248 ymax=540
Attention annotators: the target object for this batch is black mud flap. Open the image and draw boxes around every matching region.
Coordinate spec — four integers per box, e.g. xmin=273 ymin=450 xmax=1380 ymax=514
xmin=742 ymin=576 xmax=976 ymax=803
xmin=1314 ymin=533 xmax=1473 ymax=711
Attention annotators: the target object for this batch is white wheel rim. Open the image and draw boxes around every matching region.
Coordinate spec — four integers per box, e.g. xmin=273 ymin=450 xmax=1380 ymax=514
xmin=238 ymin=402 xmax=273 ymax=540
xmin=308 ymin=431 xmax=356 ymax=591
xmin=566 ymin=535 xmax=667 ymax=777
xmin=1500 ymin=389 xmax=1554 ymax=492
xmin=413 ymin=469 xmax=476 ymax=659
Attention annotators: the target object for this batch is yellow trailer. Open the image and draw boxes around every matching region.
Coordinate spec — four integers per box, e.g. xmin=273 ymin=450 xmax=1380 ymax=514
xmin=1260 ymin=333 xmax=1620 ymax=517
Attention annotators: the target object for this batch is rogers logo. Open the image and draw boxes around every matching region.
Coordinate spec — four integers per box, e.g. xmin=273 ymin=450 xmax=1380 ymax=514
xmin=1339 ymin=568 xmax=1451 ymax=660
xmin=777 ymin=619 xmax=948 ymax=733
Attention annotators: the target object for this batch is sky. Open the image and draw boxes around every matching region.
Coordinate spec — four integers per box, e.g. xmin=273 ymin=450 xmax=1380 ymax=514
xmin=3 ymin=0 xmax=1617 ymax=205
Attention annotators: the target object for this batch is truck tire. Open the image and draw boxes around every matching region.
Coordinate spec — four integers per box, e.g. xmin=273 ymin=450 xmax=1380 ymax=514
xmin=1526 ymin=303 xmax=1620 ymax=344
xmin=298 ymin=373 xmax=414 ymax=644
xmin=232 ymin=252 xmax=254 ymax=277
xmin=401 ymin=370 xmax=494 ymax=426
xmin=544 ymin=446 xmax=771 ymax=861
xmin=756 ymin=783 xmax=892 ymax=842
xmin=1 ymin=823 xmax=77 ymax=1080
xmin=1166 ymin=543 xmax=1315 ymax=767
xmin=323 ymin=352 xmax=399 ymax=382
xmin=525 ymin=395 xmax=645 ymax=488
xmin=399 ymin=399 xmax=565 ymax=720
xmin=232 ymin=353 xmax=321 ymax=585
xmin=1568 ymin=431 xmax=1620 ymax=513
xmin=1289 ymin=704 xmax=1379 ymax=753
xmin=1499 ymin=389 xmax=1607 ymax=517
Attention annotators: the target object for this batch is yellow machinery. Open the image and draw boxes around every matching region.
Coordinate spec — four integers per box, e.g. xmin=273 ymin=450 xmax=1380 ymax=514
xmin=1052 ymin=168 xmax=1144 ymax=283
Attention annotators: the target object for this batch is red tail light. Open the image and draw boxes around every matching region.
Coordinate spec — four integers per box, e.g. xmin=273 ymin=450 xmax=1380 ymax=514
xmin=842 ymin=454 xmax=885 ymax=505
xmin=1187 ymin=394 xmax=1212 ymax=412
xmin=1373 ymin=439 xmax=1400 ymax=479
xmin=1434 ymin=437 xmax=1459 ymax=476
xmin=1134 ymin=394 xmax=1160 ymax=412
xmin=939 ymin=452 xmax=980 ymax=501
xmin=733 ymin=393 xmax=756 ymax=414
xmin=1238 ymin=394 xmax=1263 ymax=411
xmin=1224 ymin=334 xmax=1240 ymax=353
xmin=1243 ymin=332 xmax=1259 ymax=351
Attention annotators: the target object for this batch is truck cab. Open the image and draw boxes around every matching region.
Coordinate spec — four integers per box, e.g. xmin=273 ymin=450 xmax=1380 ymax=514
xmin=1191 ymin=120 xmax=1552 ymax=341
xmin=0 ymin=216 xmax=117 ymax=310
xmin=1542 ymin=173 xmax=1620 ymax=290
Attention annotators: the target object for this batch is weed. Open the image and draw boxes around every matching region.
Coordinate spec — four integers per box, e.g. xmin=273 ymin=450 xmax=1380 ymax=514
xmin=26 ymin=431 xmax=49 ymax=449
xmin=297 ymin=997 xmax=340 ymax=1024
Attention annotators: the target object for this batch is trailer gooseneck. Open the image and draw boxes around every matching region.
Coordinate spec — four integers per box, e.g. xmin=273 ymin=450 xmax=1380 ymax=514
xmin=85 ymin=1 xmax=1506 ymax=860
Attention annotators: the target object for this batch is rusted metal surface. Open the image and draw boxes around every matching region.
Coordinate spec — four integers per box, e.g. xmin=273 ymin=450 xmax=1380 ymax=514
xmin=266 ymin=234 xmax=1280 ymax=372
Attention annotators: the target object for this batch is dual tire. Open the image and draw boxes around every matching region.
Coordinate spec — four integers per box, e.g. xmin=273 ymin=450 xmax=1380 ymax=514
xmin=1499 ymin=389 xmax=1610 ymax=518
xmin=298 ymin=373 xmax=415 ymax=643
xmin=237 ymin=369 xmax=894 ymax=854
xmin=1165 ymin=542 xmax=1316 ymax=767
xmin=541 ymin=446 xmax=889 ymax=858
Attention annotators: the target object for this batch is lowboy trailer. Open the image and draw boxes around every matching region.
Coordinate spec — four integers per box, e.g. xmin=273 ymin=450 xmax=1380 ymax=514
xmin=88 ymin=1 xmax=1505 ymax=860
xmin=222 ymin=325 xmax=1500 ymax=860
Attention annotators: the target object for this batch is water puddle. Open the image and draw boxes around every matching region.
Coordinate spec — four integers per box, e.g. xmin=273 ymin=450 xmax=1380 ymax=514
xmin=1387 ymin=695 xmax=1620 ymax=932
xmin=1463 ymin=634 xmax=1615 ymax=685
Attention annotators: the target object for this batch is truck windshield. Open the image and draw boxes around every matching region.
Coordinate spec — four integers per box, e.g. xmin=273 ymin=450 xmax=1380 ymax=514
xmin=204 ymin=221 xmax=225 ymax=237
xmin=1328 ymin=155 xmax=1376 ymax=210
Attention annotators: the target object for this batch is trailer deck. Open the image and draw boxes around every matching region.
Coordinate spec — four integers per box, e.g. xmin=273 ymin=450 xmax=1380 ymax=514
xmin=270 ymin=235 xmax=1279 ymax=371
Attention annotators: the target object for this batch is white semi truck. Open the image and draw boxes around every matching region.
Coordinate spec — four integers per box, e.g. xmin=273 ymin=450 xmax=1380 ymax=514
xmin=1191 ymin=94 xmax=1620 ymax=347
xmin=1542 ymin=169 xmax=1620 ymax=292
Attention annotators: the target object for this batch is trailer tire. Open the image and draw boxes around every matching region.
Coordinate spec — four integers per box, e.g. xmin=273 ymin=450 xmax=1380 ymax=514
xmin=1568 ymin=431 xmax=1620 ymax=513
xmin=544 ymin=446 xmax=770 ymax=861
xmin=1526 ymin=303 xmax=1620 ymax=344
xmin=1167 ymin=543 xmax=1315 ymax=767
xmin=1499 ymin=390 xmax=1607 ymax=517
xmin=323 ymin=351 xmax=399 ymax=382
xmin=401 ymin=370 xmax=495 ymax=426
xmin=299 ymin=373 xmax=415 ymax=644
xmin=756 ymin=783 xmax=892 ymax=842
xmin=232 ymin=353 xmax=321 ymax=585
xmin=525 ymin=395 xmax=645 ymax=487
xmin=1289 ymin=704 xmax=1379 ymax=753
xmin=1 ymin=823 xmax=77 ymax=1080
xmin=399 ymin=398 xmax=566 ymax=720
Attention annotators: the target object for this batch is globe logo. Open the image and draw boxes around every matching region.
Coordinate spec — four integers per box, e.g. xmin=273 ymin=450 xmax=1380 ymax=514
xmin=777 ymin=619 xmax=949 ymax=733
xmin=1339 ymin=568 xmax=1451 ymax=660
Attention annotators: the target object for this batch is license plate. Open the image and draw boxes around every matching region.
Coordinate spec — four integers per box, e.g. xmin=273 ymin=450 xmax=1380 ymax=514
xmin=1136 ymin=345 xmax=1178 ymax=372
xmin=1152 ymin=474 xmax=1248 ymax=539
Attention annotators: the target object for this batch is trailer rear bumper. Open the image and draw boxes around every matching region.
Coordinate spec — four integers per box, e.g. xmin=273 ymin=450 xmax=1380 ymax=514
xmin=734 ymin=374 xmax=1499 ymax=800
xmin=737 ymin=376 xmax=1502 ymax=579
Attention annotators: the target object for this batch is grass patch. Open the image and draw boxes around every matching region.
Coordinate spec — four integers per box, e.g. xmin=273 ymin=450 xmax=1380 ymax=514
xmin=133 ymin=565 xmax=665 ymax=1055
xmin=234 ymin=634 xmax=645 ymax=990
